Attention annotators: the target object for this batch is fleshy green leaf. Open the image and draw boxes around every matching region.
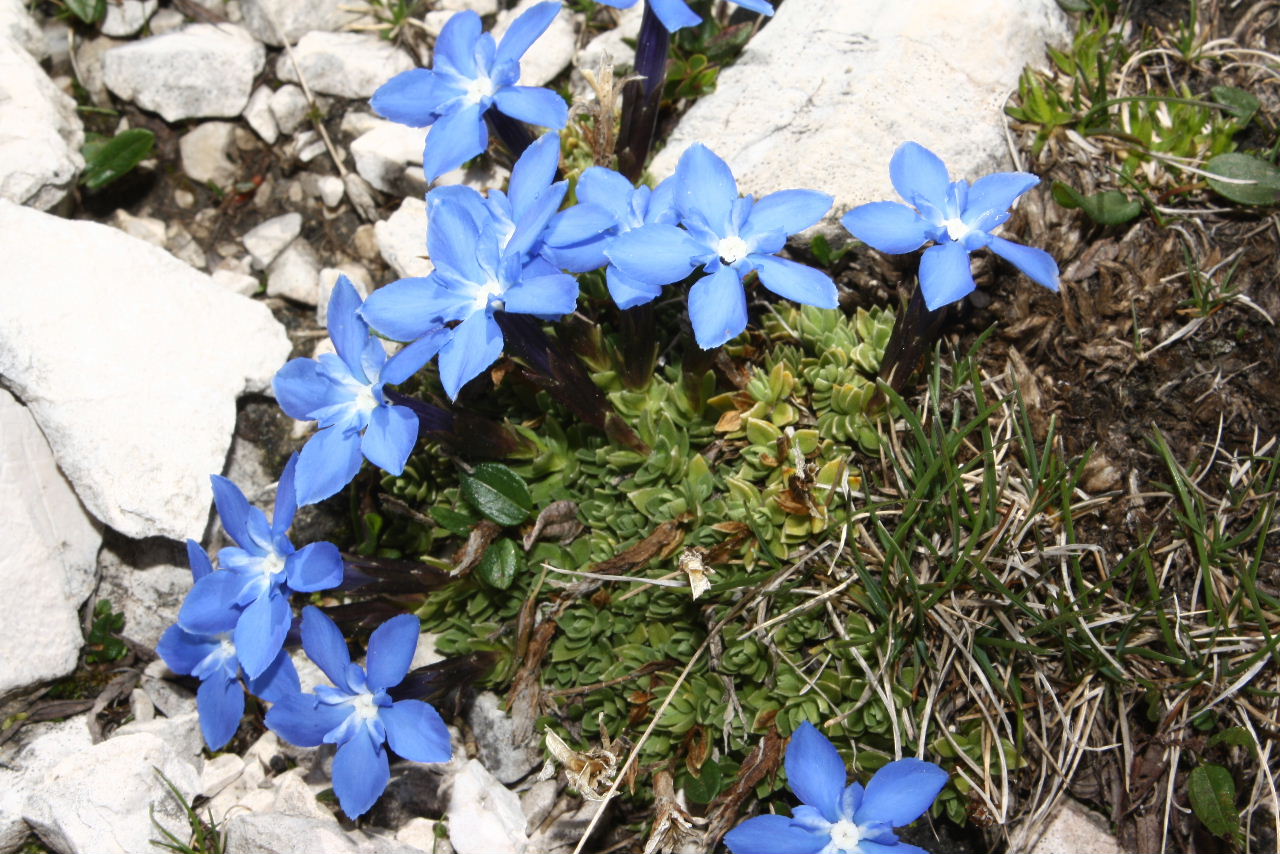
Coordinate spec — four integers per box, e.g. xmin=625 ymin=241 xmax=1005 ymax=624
xmin=66 ymin=0 xmax=106 ymax=24
xmin=1211 ymin=86 xmax=1259 ymax=124
xmin=1187 ymin=764 xmax=1240 ymax=839
xmin=80 ymin=129 xmax=155 ymax=190
xmin=461 ymin=463 xmax=533 ymax=526
xmin=1204 ymin=153 xmax=1280 ymax=205
xmin=1051 ymin=181 xmax=1142 ymax=224
xmin=431 ymin=505 xmax=478 ymax=538
xmin=476 ymin=538 xmax=522 ymax=590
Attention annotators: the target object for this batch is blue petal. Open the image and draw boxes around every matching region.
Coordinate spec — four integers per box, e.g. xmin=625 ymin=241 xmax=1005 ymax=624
xmin=177 ymin=572 xmax=243 ymax=635
xmin=434 ymin=10 xmax=482 ymax=79
xmin=506 ymin=183 xmax=568 ymax=260
xmin=508 ymin=132 xmax=561 ymax=221
xmin=437 ymin=309 xmax=504 ymax=401
xmin=890 ymin=142 xmax=951 ymax=212
xmin=745 ymin=190 xmax=831 ymax=239
xmin=687 ymin=265 xmax=747 ymax=350
xmin=426 ymin=189 xmax=493 ymax=288
xmin=273 ymin=358 xmax=333 ymax=422
xmin=503 ymin=273 xmax=579 ymax=316
xmin=381 ymin=328 xmax=450 ymax=385
xmin=186 ymin=540 xmax=213 ymax=582
xmin=785 ymin=721 xmax=847 ymax=823
xmin=606 ymin=265 xmax=664 ymax=309
xmin=362 ymin=277 xmax=465 ymax=342
xmin=854 ymin=758 xmax=949 ymax=828
xmin=197 ymin=673 xmax=244 ymax=751
xmin=234 ymin=589 xmax=291 ymax=680
xmin=285 ymin=541 xmax=345 ymax=593
xmin=210 ymin=475 xmax=254 ymax=549
xmin=495 ymin=1 xmax=561 ymax=67
xmin=381 ymin=700 xmax=452 ymax=762
xmin=545 ymin=202 xmax=617 ymax=248
xmin=577 ymin=167 xmax=636 ymax=222
xmin=327 ymin=276 xmax=372 ymax=380
xmin=247 ymin=649 xmax=302 ymax=704
xmin=605 ymin=223 xmax=702 ymax=286
xmin=647 ymin=0 xmax=702 ymax=31
xmin=674 ymin=143 xmax=737 ymax=235
xmin=301 ymin=606 xmax=353 ymax=692
xmin=963 ymin=172 xmax=1039 ymax=222
xmin=423 ymin=102 xmax=489 ymax=182
xmin=919 ymin=241 xmax=976 ymax=310
xmin=753 ymin=255 xmax=838 ymax=309
xmin=729 ymin=0 xmax=774 ymax=15
xmin=372 ymin=68 xmax=446 ymax=127
xmin=157 ymin=625 xmax=219 ymax=675
xmin=723 ymin=815 xmax=828 ymax=854
xmin=494 ymin=86 xmax=568 ymax=131
xmin=362 ymin=405 xmax=419 ymax=475
xmin=273 ymin=453 xmax=300 ymax=538
xmin=987 ymin=236 xmax=1059 ymax=292
xmin=364 ymin=613 xmax=421 ymax=691
xmin=266 ymin=691 xmax=350 ymax=747
xmin=332 ymin=729 xmax=391 ymax=819
xmin=840 ymin=201 xmax=932 ymax=254
xmin=295 ymin=425 xmax=364 ymax=507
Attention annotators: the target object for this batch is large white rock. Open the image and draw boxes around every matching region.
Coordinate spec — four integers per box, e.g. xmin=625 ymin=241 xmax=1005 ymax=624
xmin=374 ymin=197 xmax=432 ymax=279
xmin=350 ymin=120 xmax=428 ymax=194
xmin=103 ymin=24 xmax=266 ymax=122
xmin=648 ymin=0 xmax=1069 ymax=232
xmin=240 ymin=0 xmax=367 ymax=47
xmin=266 ymin=238 xmax=321 ymax=305
xmin=0 ymin=200 xmax=291 ymax=541
xmin=0 ymin=717 xmax=93 ymax=854
xmin=1028 ymin=799 xmax=1128 ymax=854
xmin=0 ymin=0 xmax=44 ymax=59
xmin=224 ymin=813 xmax=417 ymax=854
xmin=244 ymin=212 xmax=302 ymax=269
xmin=101 ymin=0 xmax=158 ymax=38
xmin=275 ymin=31 xmax=415 ymax=100
xmin=179 ymin=121 xmax=238 ymax=186
xmin=493 ymin=0 xmax=576 ymax=87
xmin=0 ymin=38 xmax=84 ymax=210
xmin=468 ymin=692 xmax=541 ymax=785
xmin=23 ymin=732 xmax=200 ymax=854
xmin=0 ymin=389 xmax=101 ymax=697
xmin=447 ymin=759 xmax=528 ymax=854
xmin=93 ymin=539 xmax=190 ymax=651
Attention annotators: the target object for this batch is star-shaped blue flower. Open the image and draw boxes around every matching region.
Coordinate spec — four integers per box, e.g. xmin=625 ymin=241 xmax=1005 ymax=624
xmin=360 ymin=132 xmax=579 ymax=400
xmin=606 ymin=143 xmax=837 ymax=349
xmin=371 ymin=3 xmax=569 ymax=181
xmin=158 ymin=541 xmax=301 ymax=750
xmin=273 ymin=276 xmax=447 ymax=506
xmin=725 ymin=721 xmax=949 ymax=854
xmin=266 ymin=607 xmax=452 ymax=820
xmin=176 ymin=456 xmax=344 ymax=680
xmin=594 ymin=0 xmax=774 ymax=33
xmin=840 ymin=141 xmax=1059 ymax=311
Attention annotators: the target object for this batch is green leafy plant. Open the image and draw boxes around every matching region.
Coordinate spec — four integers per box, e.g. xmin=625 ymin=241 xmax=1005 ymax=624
xmin=85 ymin=600 xmax=127 ymax=664
xmin=80 ymin=129 xmax=155 ymax=191
xmin=1187 ymin=764 xmax=1243 ymax=846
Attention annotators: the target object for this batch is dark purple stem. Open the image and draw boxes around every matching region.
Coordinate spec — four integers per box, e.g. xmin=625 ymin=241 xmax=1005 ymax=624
xmin=616 ymin=2 xmax=670 ymax=182
xmin=877 ymin=262 xmax=950 ymax=395
xmin=485 ymin=106 xmax=538 ymax=161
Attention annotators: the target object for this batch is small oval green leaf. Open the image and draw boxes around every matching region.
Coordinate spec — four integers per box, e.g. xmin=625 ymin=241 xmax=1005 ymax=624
xmin=66 ymin=0 xmax=106 ymax=24
xmin=476 ymin=538 xmax=522 ymax=590
xmin=461 ymin=463 xmax=532 ymax=526
xmin=1187 ymin=764 xmax=1240 ymax=839
xmin=1205 ymin=153 xmax=1280 ymax=205
xmin=1211 ymin=86 xmax=1259 ymax=124
xmin=80 ymin=129 xmax=155 ymax=190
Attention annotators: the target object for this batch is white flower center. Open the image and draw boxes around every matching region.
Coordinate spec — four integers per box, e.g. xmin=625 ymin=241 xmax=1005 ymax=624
xmin=464 ymin=75 xmax=495 ymax=104
xmin=472 ymin=279 xmax=504 ymax=312
xmin=353 ymin=384 xmax=380 ymax=415
xmin=716 ymin=235 xmax=750 ymax=265
xmin=940 ymin=216 xmax=972 ymax=242
xmin=827 ymin=819 xmax=863 ymax=852
xmin=218 ymin=637 xmax=236 ymax=659
xmin=258 ymin=551 xmax=286 ymax=580
xmin=349 ymin=692 xmax=380 ymax=722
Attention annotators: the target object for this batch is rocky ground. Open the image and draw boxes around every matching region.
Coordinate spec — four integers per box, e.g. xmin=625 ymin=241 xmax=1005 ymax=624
xmin=2 ymin=0 xmax=1274 ymax=853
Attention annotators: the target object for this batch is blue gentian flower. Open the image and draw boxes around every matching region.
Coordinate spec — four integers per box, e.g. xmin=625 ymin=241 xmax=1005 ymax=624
xmin=176 ymin=456 xmax=344 ymax=680
xmin=158 ymin=541 xmax=301 ymax=750
xmin=593 ymin=0 xmax=774 ymax=33
xmin=360 ymin=132 xmax=579 ymax=400
xmin=273 ymin=276 xmax=447 ymax=506
xmin=725 ymin=721 xmax=948 ymax=854
xmin=606 ymin=143 xmax=837 ymax=349
xmin=543 ymin=167 xmax=678 ymax=309
xmin=840 ymin=141 xmax=1060 ymax=311
xmin=266 ymin=607 xmax=452 ymax=819
xmin=371 ymin=2 xmax=569 ymax=180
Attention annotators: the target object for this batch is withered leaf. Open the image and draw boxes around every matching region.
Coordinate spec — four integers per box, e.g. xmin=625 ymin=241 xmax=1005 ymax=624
xmin=704 ymin=727 xmax=785 ymax=847
xmin=523 ymin=500 xmax=582 ymax=551
xmin=453 ymin=519 xmax=503 ymax=575
xmin=591 ymin=519 xmax=685 ymax=575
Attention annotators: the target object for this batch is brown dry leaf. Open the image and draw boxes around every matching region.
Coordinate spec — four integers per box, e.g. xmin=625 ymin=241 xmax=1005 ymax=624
xmin=678 ymin=548 xmax=714 ymax=600
xmin=453 ymin=519 xmax=503 ymax=575
xmin=644 ymin=770 xmax=704 ymax=854
xmin=544 ymin=728 xmax=618 ymax=801
xmin=715 ymin=409 xmax=743 ymax=433
xmin=508 ymin=615 xmax=560 ymax=742
xmin=703 ymin=727 xmax=785 ymax=846
xmin=592 ymin=519 xmax=685 ymax=575
xmin=523 ymin=500 xmax=581 ymax=551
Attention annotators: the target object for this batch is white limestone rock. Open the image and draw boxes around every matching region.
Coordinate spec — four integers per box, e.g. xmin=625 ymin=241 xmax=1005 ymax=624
xmin=448 ymin=760 xmax=528 ymax=854
xmin=244 ymin=85 xmax=279 ymax=144
xmin=468 ymin=692 xmax=541 ymax=785
xmin=142 ymin=660 xmax=198 ymax=719
xmin=493 ymin=0 xmax=576 ymax=87
xmin=1029 ymin=799 xmax=1128 ymax=854
xmin=648 ymin=0 xmax=1069 ymax=236
xmin=240 ymin=0 xmax=368 ymax=47
xmin=0 ymin=717 xmax=94 ymax=854
xmin=269 ymin=84 xmax=311 ymax=135
xmin=375 ymin=196 xmax=432 ymax=279
xmin=149 ymin=7 xmax=186 ymax=35
xmin=110 ymin=209 xmax=166 ymax=247
xmin=113 ymin=711 xmax=205 ymax=763
xmin=244 ymin=212 xmax=302 ymax=269
xmin=0 ymin=389 xmax=102 ymax=697
xmin=225 ymin=812 xmax=419 ymax=854
xmin=213 ymin=267 xmax=262 ymax=296
xmin=276 ymin=31 xmax=415 ymax=100
xmin=267 ymin=238 xmax=322 ymax=305
xmin=23 ymin=732 xmax=200 ymax=854
xmin=1 ymin=0 xmax=45 ymax=59
xmin=101 ymin=0 xmax=158 ymax=37
xmin=573 ymin=3 xmax=642 ymax=78
xmin=103 ymin=24 xmax=265 ymax=122
xmin=0 ymin=38 xmax=84 ymax=210
xmin=180 ymin=121 xmax=239 ymax=186
xmin=0 ymin=200 xmax=290 ymax=541
xmin=317 ymin=174 xmax=344 ymax=207
xmin=350 ymin=120 xmax=429 ymax=194
xmin=92 ymin=537 xmax=191 ymax=650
